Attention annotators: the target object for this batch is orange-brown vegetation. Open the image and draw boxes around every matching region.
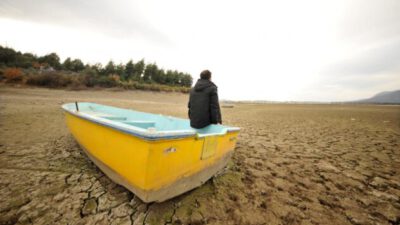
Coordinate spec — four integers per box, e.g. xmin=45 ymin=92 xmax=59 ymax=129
xmin=4 ymin=68 xmax=23 ymax=83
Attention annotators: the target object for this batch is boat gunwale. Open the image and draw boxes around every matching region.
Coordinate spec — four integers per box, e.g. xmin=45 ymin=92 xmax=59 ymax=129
xmin=62 ymin=103 xmax=240 ymax=141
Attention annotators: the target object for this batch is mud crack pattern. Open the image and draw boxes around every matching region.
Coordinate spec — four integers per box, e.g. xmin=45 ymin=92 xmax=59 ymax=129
xmin=1 ymin=87 xmax=399 ymax=225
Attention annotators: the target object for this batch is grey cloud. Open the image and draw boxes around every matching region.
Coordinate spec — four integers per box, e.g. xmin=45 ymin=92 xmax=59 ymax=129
xmin=327 ymin=73 xmax=399 ymax=91
xmin=324 ymin=38 xmax=400 ymax=76
xmin=0 ymin=0 xmax=172 ymax=45
xmin=320 ymin=37 xmax=400 ymax=93
xmin=337 ymin=0 xmax=400 ymax=43
xmin=319 ymin=0 xmax=400 ymax=94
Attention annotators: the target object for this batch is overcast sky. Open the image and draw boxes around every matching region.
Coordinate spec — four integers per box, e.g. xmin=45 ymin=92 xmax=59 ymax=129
xmin=1 ymin=0 xmax=399 ymax=101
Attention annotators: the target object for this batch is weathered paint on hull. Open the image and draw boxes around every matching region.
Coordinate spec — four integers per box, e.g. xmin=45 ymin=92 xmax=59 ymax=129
xmin=65 ymin=112 xmax=239 ymax=202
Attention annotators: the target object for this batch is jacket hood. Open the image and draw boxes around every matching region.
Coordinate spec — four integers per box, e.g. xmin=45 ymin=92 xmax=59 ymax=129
xmin=194 ymin=79 xmax=216 ymax=91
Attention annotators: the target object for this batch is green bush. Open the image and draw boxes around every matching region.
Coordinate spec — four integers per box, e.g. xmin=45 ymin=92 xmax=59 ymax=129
xmin=2 ymin=64 xmax=191 ymax=93
xmin=0 ymin=68 xmax=4 ymax=80
xmin=93 ymin=76 xmax=117 ymax=87
xmin=114 ymin=80 xmax=189 ymax=93
xmin=76 ymin=74 xmax=96 ymax=87
xmin=26 ymin=72 xmax=73 ymax=88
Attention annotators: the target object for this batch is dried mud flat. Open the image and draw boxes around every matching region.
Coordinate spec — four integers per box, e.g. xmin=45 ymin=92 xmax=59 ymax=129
xmin=0 ymin=86 xmax=399 ymax=225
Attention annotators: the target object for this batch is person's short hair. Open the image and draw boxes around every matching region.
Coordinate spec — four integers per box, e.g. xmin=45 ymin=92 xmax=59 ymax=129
xmin=200 ymin=70 xmax=212 ymax=80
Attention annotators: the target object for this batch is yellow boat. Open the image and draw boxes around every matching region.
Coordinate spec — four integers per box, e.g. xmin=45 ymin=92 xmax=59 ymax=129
xmin=62 ymin=102 xmax=240 ymax=202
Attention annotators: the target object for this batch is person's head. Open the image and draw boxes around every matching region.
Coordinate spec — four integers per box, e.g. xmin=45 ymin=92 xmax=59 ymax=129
xmin=200 ymin=70 xmax=212 ymax=80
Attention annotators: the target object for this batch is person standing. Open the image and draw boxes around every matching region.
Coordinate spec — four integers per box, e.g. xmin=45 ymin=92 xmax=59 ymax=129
xmin=188 ymin=70 xmax=222 ymax=129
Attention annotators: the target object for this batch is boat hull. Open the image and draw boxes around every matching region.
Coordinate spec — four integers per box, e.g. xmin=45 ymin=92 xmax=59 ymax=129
xmin=64 ymin=111 xmax=239 ymax=202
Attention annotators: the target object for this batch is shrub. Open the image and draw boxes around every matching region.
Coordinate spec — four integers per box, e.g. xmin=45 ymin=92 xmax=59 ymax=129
xmin=118 ymin=81 xmax=134 ymax=90
xmin=93 ymin=76 xmax=117 ymax=87
xmin=4 ymin=68 xmax=23 ymax=82
xmin=76 ymin=74 xmax=96 ymax=87
xmin=119 ymin=81 xmax=190 ymax=93
xmin=2 ymin=64 xmax=191 ymax=93
xmin=67 ymin=76 xmax=87 ymax=90
xmin=26 ymin=72 xmax=73 ymax=88
xmin=109 ymin=74 xmax=120 ymax=82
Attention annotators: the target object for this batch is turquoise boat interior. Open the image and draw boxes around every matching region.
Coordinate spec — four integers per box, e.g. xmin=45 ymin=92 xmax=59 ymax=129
xmin=62 ymin=102 xmax=240 ymax=140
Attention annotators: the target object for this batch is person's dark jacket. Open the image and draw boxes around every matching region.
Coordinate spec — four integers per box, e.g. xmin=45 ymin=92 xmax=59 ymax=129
xmin=188 ymin=79 xmax=222 ymax=129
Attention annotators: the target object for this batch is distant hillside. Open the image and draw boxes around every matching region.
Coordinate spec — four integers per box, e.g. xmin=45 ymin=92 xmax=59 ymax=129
xmin=357 ymin=90 xmax=400 ymax=104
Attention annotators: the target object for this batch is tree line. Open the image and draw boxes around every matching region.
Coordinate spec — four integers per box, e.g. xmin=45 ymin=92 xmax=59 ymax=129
xmin=0 ymin=45 xmax=193 ymax=87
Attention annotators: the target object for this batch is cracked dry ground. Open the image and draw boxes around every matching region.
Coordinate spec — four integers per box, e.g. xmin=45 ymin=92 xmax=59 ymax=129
xmin=1 ymin=87 xmax=400 ymax=225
